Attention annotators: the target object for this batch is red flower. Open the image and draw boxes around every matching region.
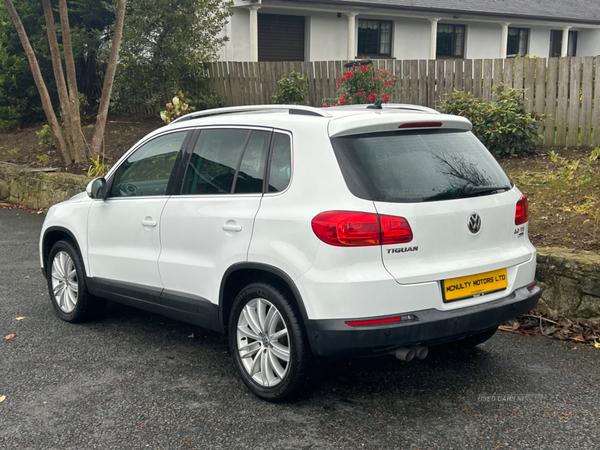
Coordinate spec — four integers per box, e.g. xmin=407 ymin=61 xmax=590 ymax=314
xmin=361 ymin=65 xmax=368 ymax=72
xmin=339 ymin=97 xmax=346 ymax=104
xmin=367 ymin=93 xmax=377 ymax=102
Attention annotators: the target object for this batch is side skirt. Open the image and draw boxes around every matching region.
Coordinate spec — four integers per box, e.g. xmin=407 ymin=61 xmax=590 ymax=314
xmin=87 ymin=278 xmax=222 ymax=333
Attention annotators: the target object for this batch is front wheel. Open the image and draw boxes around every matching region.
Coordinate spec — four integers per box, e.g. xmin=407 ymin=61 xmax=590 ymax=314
xmin=229 ymin=282 xmax=310 ymax=402
xmin=47 ymin=240 xmax=105 ymax=322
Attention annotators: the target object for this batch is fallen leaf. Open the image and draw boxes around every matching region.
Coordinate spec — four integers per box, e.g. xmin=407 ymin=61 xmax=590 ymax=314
xmin=16 ymin=317 xmax=25 ymax=321
xmin=188 ymin=333 xmax=195 ymax=338
xmin=593 ymin=341 xmax=600 ymax=348
xmin=24 ymin=276 xmax=29 ymax=279
xmin=0 ymin=396 xmax=5 ymax=403
xmin=5 ymin=334 xmax=15 ymax=340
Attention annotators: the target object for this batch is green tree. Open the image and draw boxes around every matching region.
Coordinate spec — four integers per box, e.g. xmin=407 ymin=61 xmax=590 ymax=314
xmin=112 ymin=0 xmax=233 ymax=113
xmin=3 ymin=0 xmax=126 ymax=166
xmin=0 ymin=0 xmax=117 ymax=132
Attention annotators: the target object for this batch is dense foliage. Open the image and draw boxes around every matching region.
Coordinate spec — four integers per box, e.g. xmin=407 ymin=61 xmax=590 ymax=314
xmin=439 ymin=84 xmax=545 ymax=157
xmin=323 ymin=61 xmax=396 ymax=106
xmin=111 ymin=0 xmax=232 ymax=114
xmin=0 ymin=0 xmax=116 ymax=131
xmin=271 ymin=71 xmax=309 ymax=105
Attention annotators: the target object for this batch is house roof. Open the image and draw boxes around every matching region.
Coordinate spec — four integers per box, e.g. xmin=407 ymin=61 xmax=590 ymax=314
xmin=278 ymin=0 xmax=600 ymax=24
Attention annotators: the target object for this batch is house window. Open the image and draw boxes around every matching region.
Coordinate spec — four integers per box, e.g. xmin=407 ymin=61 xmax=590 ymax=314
xmin=258 ymin=14 xmax=305 ymax=61
xmin=550 ymin=30 xmax=578 ymax=57
xmin=437 ymin=24 xmax=465 ymax=58
xmin=357 ymin=19 xmax=392 ymax=57
xmin=507 ymin=28 xmax=529 ymax=57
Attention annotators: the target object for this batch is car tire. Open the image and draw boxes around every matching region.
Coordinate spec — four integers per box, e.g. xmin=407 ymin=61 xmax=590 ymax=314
xmin=229 ymin=282 xmax=310 ymax=402
xmin=47 ymin=240 xmax=106 ymax=322
xmin=451 ymin=327 xmax=498 ymax=348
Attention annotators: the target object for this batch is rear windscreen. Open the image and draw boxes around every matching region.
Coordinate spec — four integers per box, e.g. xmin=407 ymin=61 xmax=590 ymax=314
xmin=331 ymin=130 xmax=512 ymax=202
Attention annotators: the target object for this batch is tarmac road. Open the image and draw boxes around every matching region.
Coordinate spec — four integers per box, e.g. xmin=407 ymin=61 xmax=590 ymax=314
xmin=1 ymin=206 xmax=599 ymax=449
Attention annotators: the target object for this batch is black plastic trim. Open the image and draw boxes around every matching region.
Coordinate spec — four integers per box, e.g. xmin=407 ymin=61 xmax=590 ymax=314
xmin=219 ymin=262 xmax=309 ymax=332
xmin=87 ymin=278 xmax=220 ymax=332
xmin=41 ymin=226 xmax=83 ymax=278
xmin=304 ymin=285 xmax=542 ymax=358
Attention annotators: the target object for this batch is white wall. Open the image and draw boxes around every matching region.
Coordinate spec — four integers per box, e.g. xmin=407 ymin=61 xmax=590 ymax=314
xmin=309 ymin=12 xmax=348 ymax=61
xmin=464 ymin=22 xmax=502 ymax=59
xmin=229 ymin=9 xmax=251 ymax=61
xmin=223 ymin=6 xmax=600 ymax=62
xmin=393 ymin=17 xmax=431 ymax=60
xmin=528 ymin=26 xmax=551 ymax=57
xmin=578 ymin=29 xmax=600 ymax=56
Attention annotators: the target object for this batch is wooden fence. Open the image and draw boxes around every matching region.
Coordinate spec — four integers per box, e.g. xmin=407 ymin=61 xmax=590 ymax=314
xmin=206 ymin=58 xmax=600 ymax=148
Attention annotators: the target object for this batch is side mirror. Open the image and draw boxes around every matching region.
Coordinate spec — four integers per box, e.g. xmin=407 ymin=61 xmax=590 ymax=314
xmin=86 ymin=177 xmax=106 ymax=199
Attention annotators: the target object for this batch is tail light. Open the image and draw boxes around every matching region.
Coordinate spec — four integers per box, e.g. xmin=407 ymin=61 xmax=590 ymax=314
xmin=515 ymin=195 xmax=529 ymax=225
xmin=311 ymin=211 xmax=413 ymax=247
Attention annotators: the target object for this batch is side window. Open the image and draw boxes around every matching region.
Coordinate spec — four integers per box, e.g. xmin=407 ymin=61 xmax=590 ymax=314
xmin=234 ymin=131 xmax=270 ymax=194
xmin=268 ymin=133 xmax=291 ymax=192
xmin=182 ymin=129 xmax=270 ymax=195
xmin=109 ymin=131 xmax=187 ymax=197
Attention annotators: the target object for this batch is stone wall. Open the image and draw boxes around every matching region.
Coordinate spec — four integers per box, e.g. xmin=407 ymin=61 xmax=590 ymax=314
xmin=0 ymin=162 xmax=89 ymax=210
xmin=536 ymin=248 xmax=600 ymax=324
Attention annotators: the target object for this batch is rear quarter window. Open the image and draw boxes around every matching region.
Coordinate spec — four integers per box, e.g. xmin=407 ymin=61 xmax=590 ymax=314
xmin=331 ymin=130 xmax=512 ymax=202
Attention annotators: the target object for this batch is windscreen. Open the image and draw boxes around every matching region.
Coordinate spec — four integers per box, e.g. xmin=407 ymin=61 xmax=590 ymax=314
xmin=331 ymin=130 xmax=512 ymax=202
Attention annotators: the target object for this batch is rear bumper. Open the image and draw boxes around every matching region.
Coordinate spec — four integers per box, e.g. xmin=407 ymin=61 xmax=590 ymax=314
xmin=304 ymin=285 xmax=541 ymax=358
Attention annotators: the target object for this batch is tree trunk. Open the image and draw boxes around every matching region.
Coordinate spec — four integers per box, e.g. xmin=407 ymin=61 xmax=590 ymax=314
xmin=91 ymin=0 xmax=127 ymax=153
xmin=4 ymin=0 xmax=71 ymax=166
xmin=41 ymin=0 xmax=75 ymax=164
xmin=58 ymin=0 xmax=87 ymax=164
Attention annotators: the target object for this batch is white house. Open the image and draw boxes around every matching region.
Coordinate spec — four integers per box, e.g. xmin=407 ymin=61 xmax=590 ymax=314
xmin=218 ymin=0 xmax=600 ymax=61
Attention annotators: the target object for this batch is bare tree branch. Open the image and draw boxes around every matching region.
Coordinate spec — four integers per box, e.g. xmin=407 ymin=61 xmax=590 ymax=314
xmin=4 ymin=0 xmax=70 ymax=166
xmin=92 ymin=0 xmax=127 ymax=153
xmin=42 ymin=0 xmax=75 ymax=162
xmin=58 ymin=0 xmax=86 ymax=163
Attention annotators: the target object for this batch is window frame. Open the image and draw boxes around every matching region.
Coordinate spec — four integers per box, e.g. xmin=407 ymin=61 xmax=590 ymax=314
xmin=507 ymin=27 xmax=529 ymax=58
xmin=436 ymin=24 xmax=466 ymax=59
xmin=357 ymin=19 xmax=393 ymax=58
xmin=105 ymin=129 xmax=194 ymax=199
xmin=550 ymin=30 xmax=578 ymax=57
xmin=265 ymin=130 xmax=293 ymax=194
xmin=175 ymin=126 xmax=294 ymax=197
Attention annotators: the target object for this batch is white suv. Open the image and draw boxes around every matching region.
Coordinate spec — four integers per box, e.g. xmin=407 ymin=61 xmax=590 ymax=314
xmin=40 ymin=104 xmax=541 ymax=401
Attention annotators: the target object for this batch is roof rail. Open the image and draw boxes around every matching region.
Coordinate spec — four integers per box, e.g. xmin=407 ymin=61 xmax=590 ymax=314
xmin=171 ymin=104 xmax=331 ymax=124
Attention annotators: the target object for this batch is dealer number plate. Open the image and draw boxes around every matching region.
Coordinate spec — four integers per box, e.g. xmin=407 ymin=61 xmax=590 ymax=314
xmin=442 ymin=268 xmax=508 ymax=302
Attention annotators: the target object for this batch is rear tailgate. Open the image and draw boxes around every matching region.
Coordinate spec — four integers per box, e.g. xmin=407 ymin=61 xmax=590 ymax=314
xmin=329 ymin=113 xmax=536 ymax=305
xmin=375 ymin=190 xmax=533 ymax=288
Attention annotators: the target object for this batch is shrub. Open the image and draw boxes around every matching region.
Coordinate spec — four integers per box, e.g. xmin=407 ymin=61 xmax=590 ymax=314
xmin=439 ymin=84 xmax=545 ymax=157
xmin=160 ymin=91 xmax=196 ymax=124
xmin=323 ymin=60 xmax=396 ymax=106
xmin=271 ymin=71 xmax=309 ymax=105
xmin=36 ymin=125 xmax=56 ymax=148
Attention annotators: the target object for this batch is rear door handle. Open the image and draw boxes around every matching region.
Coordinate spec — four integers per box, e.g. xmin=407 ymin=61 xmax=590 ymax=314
xmin=222 ymin=222 xmax=242 ymax=232
xmin=141 ymin=217 xmax=157 ymax=227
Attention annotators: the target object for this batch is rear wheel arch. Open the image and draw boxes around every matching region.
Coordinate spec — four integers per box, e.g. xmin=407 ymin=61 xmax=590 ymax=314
xmin=219 ymin=263 xmax=309 ymax=334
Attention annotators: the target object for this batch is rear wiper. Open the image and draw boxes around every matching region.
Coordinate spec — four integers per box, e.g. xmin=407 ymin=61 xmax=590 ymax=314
xmin=462 ymin=184 xmax=511 ymax=196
